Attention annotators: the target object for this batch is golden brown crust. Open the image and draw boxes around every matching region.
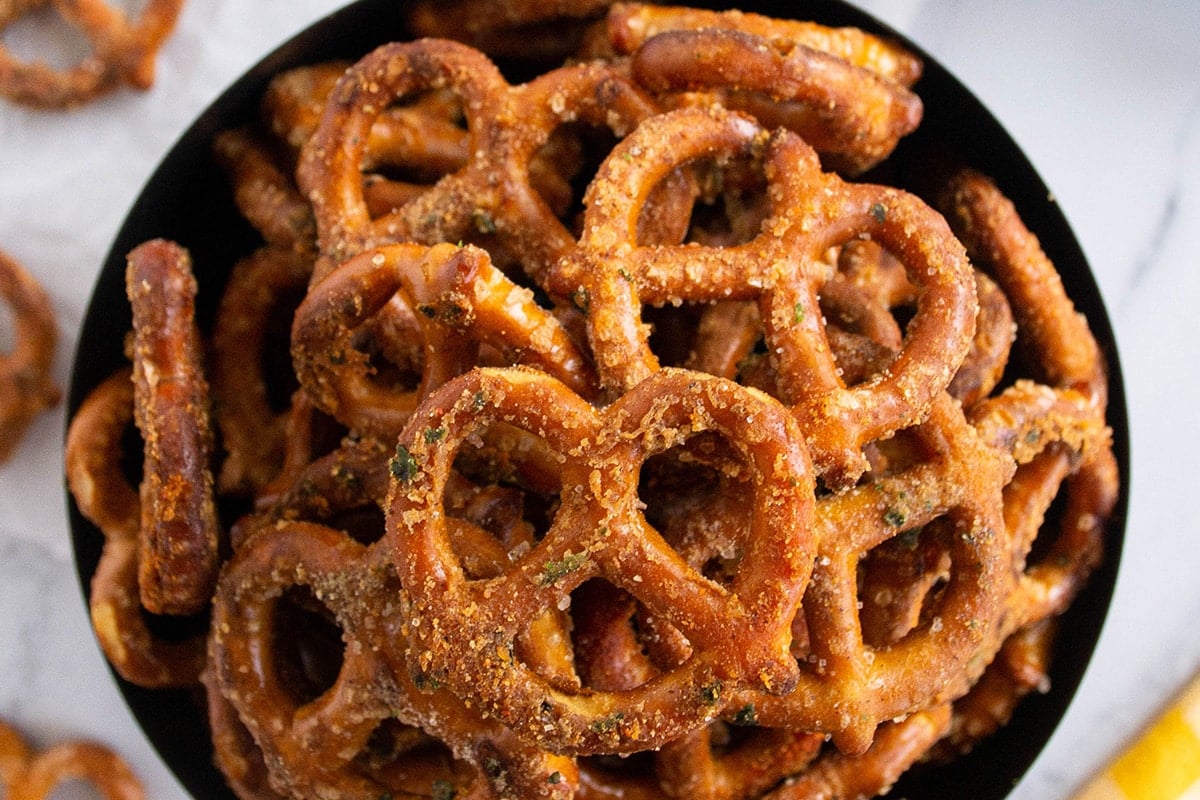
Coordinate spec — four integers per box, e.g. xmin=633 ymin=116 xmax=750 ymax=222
xmin=0 ymin=0 xmax=183 ymax=109
xmin=125 ymin=239 xmax=220 ymax=616
xmin=0 ymin=720 xmax=144 ymax=800
xmin=0 ymin=247 xmax=60 ymax=464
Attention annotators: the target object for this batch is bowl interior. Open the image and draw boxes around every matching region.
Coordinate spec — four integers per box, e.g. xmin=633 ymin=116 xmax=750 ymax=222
xmin=66 ymin=1 xmax=1129 ymax=798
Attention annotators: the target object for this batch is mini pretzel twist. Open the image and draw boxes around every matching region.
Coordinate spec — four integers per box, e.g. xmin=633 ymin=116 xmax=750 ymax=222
xmin=211 ymin=245 xmax=314 ymax=496
xmin=0 ymin=0 xmax=183 ymax=108
xmin=210 ymin=450 xmax=578 ymax=799
xmin=0 ymin=720 xmax=144 ymax=800
xmin=731 ymin=392 xmax=1016 ymax=754
xmin=0 ymin=247 xmax=60 ymax=464
xmin=291 ymin=241 xmax=596 ymax=442
xmin=65 ymin=368 xmax=206 ymax=688
xmin=297 ymin=38 xmax=664 ymax=285
xmin=388 ymin=366 xmax=817 ymax=755
xmin=549 ymin=106 xmax=977 ymax=488
xmin=604 ymin=2 xmax=924 ymax=87
xmin=126 ymin=239 xmax=220 ymax=616
xmin=629 ymin=26 xmax=923 ymax=174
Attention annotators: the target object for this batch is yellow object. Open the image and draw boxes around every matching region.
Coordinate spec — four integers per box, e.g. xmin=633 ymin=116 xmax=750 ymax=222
xmin=1072 ymin=671 xmax=1200 ymax=800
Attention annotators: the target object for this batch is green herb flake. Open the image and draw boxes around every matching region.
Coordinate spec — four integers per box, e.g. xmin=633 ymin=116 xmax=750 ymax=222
xmin=700 ymin=680 xmax=723 ymax=705
xmin=424 ymin=426 xmax=447 ymax=444
xmin=472 ymin=390 xmax=487 ymax=411
xmin=411 ymin=669 xmax=443 ymax=691
xmin=732 ymin=704 xmax=758 ymax=726
xmin=389 ymin=444 xmax=419 ymax=483
xmin=548 ymin=772 xmax=562 ymax=785
xmin=539 ymin=551 xmax=589 ymax=585
xmin=883 ymin=507 xmax=906 ymax=527
xmin=472 ymin=209 xmax=497 ymax=234
xmin=870 ymin=202 xmax=887 ymax=223
xmin=792 ymin=302 xmax=805 ymax=325
xmin=417 ymin=304 xmax=437 ymax=319
xmin=617 ymin=267 xmax=634 ymax=283
xmin=591 ymin=712 xmax=624 ymax=734
xmin=572 ymin=286 xmax=590 ymax=314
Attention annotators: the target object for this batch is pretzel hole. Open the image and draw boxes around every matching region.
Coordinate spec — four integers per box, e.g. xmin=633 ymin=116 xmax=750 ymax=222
xmin=0 ymin=4 xmax=92 ymax=70
xmin=359 ymin=720 xmax=466 ymax=787
xmin=857 ymin=521 xmax=953 ymax=648
xmin=682 ymin=157 xmax=771 ymax=249
xmin=445 ymin=425 xmax=564 ymax=561
xmin=360 ymin=89 xmax=470 ymax=217
xmin=270 ymin=585 xmax=344 ymax=706
xmin=637 ymin=433 xmax=753 ymax=590
xmin=569 ymin=579 xmax=695 ymax=695
xmin=0 ymin=297 xmax=13 ymax=354
xmin=255 ymin=285 xmax=307 ymax=413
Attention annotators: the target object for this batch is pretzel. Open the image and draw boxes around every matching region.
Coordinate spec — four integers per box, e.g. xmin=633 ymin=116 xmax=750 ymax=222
xmin=296 ymin=38 xmax=665 ymax=285
xmin=0 ymin=719 xmax=29 ymax=795
xmin=604 ymin=2 xmax=923 ymax=87
xmin=0 ymin=0 xmax=183 ymax=108
xmin=211 ymin=245 xmax=314 ymax=496
xmin=292 ymin=241 xmax=596 ymax=442
xmin=723 ymin=392 xmax=1014 ymax=754
xmin=0 ymin=720 xmax=144 ymax=800
xmin=213 ymin=128 xmax=318 ymax=254
xmin=629 ymin=27 xmax=922 ymax=174
xmin=939 ymin=168 xmax=1107 ymax=405
xmin=0 ymin=247 xmax=60 ymax=464
xmin=388 ymin=365 xmax=816 ymax=755
xmin=126 ymin=239 xmax=220 ymax=615
xmin=211 ymin=485 xmax=579 ymax=798
xmin=405 ymin=0 xmax=615 ymax=62
xmin=549 ymin=105 xmax=977 ymax=488
xmin=65 ymin=368 xmax=207 ymax=687
xmin=764 ymin=705 xmax=951 ymax=800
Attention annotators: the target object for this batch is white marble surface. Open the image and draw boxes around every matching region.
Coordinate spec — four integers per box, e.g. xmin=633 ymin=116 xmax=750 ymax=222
xmin=1 ymin=2 xmax=1197 ymax=798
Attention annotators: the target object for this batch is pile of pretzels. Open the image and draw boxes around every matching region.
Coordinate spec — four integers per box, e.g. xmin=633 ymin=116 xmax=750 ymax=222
xmin=65 ymin=4 xmax=1119 ymax=799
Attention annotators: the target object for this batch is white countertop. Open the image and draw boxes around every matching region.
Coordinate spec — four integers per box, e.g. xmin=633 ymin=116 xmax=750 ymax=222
xmin=1 ymin=2 xmax=1197 ymax=798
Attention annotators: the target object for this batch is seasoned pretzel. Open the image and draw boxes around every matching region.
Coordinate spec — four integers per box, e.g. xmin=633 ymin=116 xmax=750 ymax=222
xmin=605 ymin=2 xmax=923 ymax=87
xmin=405 ymin=0 xmax=615 ymax=62
xmin=764 ymin=704 xmax=951 ymax=800
xmin=126 ymin=239 xmax=220 ymax=616
xmin=389 ymin=366 xmax=816 ymax=755
xmin=939 ymin=168 xmax=1107 ymax=405
xmin=65 ymin=368 xmax=207 ymax=687
xmin=0 ymin=0 xmax=183 ymax=108
xmin=213 ymin=128 xmax=318 ymax=254
xmin=0 ymin=719 xmax=30 ymax=795
xmin=728 ymin=392 xmax=1015 ymax=754
xmin=297 ymin=38 xmax=664 ymax=285
xmin=211 ymin=245 xmax=314 ymax=496
xmin=0 ymin=247 xmax=60 ymax=464
xmin=0 ymin=720 xmax=144 ymax=800
xmin=549 ymin=106 xmax=977 ymax=488
xmin=292 ymin=241 xmax=595 ymax=441
xmin=210 ymin=516 xmax=578 ymax=799
xmin=629 ymin=27 xmax=922 ymax=174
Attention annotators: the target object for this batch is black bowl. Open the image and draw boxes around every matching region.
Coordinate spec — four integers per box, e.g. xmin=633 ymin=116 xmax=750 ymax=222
xmin=66 ymin=1 xmax=1129 ymax=798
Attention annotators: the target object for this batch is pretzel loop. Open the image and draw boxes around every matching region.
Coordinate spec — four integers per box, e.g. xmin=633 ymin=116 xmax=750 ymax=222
xmin=389 ymin=365 xmax=816 ymax=755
